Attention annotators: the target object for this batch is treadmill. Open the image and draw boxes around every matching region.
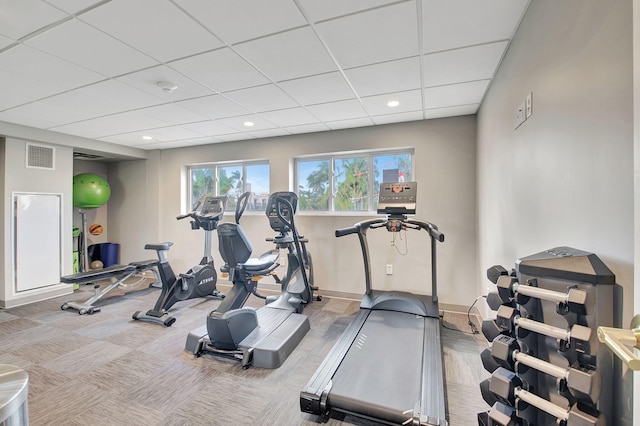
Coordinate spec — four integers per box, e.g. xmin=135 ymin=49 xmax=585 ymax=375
xmin=300 ymin=182 xmax=447 ymax=425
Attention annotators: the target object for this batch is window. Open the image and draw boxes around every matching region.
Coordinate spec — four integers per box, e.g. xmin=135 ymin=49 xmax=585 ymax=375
xmin=189 ymin=161 xmax=270 ymax=212
xmin=296 ymin=150 xmax=413 ymax=212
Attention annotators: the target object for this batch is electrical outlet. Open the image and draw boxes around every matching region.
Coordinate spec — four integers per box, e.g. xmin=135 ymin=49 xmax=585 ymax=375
xmin=514 ymin=102 xmax=525 ymax=129
xmin=386 ymin=264 xmax=393 ymax=275
xmin=525 ymin=92 xmax=533 ymax=118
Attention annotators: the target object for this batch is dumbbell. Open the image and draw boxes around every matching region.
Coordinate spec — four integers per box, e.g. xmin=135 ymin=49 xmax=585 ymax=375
xmin=495 ymin=305 xmax=597 ymax=355
xmin=488 ymin=367 xmax=604 ymax=425
xmin=490 ymin=335 xmax=601 ymax=403
xmin=494 ymin=274 xmax=592 ymax=316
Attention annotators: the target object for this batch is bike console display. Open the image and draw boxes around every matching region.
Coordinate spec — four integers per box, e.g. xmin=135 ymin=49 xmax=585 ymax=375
xmin=377 ymin=182 xmax=417 ymax=215
xmin=198 ymin=196 xmax=226 ymax=218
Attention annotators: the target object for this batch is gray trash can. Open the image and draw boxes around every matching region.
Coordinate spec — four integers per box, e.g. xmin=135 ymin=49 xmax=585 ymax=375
xmin=0 ymin=365 xmax=28 ymax=426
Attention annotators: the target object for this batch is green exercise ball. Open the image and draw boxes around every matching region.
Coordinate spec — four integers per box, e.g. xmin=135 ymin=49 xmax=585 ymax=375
xmin=73 ymin=173 xmax=111 ymax=208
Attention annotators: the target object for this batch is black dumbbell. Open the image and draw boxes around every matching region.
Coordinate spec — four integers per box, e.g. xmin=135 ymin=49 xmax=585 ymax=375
xmin=486 ymin=291 xmax=505 ymax=311
xmin=481 ymin=346 xmax=502 ymax=373
xmin=487 ymin=265 xmax=510 ymax=284
xmin=494 ymin=275 xmax=592 ymax=316
xmin=488 ymin=401 xmax=518 ymax=425
xmin=490 ymin=335 xmax=601 ymax=403
xmin=495 ymin=305 xmax=597 ymax=356
xmin=482 ymin=318 xmax=510 ymax=342
xmin=488 ymin=367 xmax=603 ymax=425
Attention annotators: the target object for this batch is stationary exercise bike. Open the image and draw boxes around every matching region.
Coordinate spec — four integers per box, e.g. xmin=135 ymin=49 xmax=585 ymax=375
xmin=132 ymin=196 xmax=227 ymax=326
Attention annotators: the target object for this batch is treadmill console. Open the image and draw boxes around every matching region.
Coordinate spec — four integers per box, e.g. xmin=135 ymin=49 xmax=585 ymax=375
xmin=377 ymin=182 xmax=417 ymax=215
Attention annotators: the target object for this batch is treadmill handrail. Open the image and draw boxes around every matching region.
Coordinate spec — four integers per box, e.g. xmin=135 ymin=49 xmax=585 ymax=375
xmin=335 ymin=217 xmax=444 ymax=299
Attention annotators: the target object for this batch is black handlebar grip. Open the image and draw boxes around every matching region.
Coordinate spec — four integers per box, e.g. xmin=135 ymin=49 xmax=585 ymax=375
xmin=335 ymin=226 xmax=358 ymax=237
xmin=176 ymin=213 xmax=190 ymax=220
xmin=431 ymin=228 xmax=444 ymax=242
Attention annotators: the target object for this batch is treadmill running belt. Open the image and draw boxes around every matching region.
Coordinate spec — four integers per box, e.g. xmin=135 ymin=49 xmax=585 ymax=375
xmin=328 ymin=310 xmax=431 ymax=424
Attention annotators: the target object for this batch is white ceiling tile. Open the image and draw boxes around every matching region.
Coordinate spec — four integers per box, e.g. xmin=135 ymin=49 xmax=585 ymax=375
xmin=424 ymin=104 xmax=479 ymax=119
xmin=285 ymin=123 xmax=330 ymax=135
xmin=315 ymin=2 xmax=419 ymax=69
xmin=423 ymin=41 xmax=508 ymax=87
xmin=278 ymin=72 xmax=354 ymax=106
xmin=259 ymin=107 xmax=319 ymax=127
xmin=0 ymin=108 xmax=63 ymax=129
xmin=101 ymin=126 xmax=203 ymax=145
xmin=181 ymin=120 xmax=239 ymax=137
xmin=175 ymin=0 xmax=307 ymax=44
xmin=246 ymin=128 xmax=290 ymax=139
xmin=2 ymin=91 xmax=120 ymax=127
xmin=137 ymin=137 xmax=224 ymax=150
xmin=224 ymin=84 xmax=298 ymax=113
xmin=0 ymin=69 xmax=65 ymax=110
xmin=79 ymin=0 xmax=224 ymax=62
xmin=0 ymin=34 xmax=14 ymax=50
xmin=371 ymin=111 xmax=424 ymax=125
xmin=423 ymin=80 xmax=490 ymax=109
xmin=344 ymin=57 xmax=421 ymax=98
xmin=298 ymin=0 xmax=399 ymax=23
xmin=136 ymin=104 xmax=208 ymax=126
xmin=25 ymin=19 xmax=158 ymax=77
xmin=217 ymin=114 xmax=277 ymax=132
xmin=306 ymin=99 xmax=367 ymax=122
xmin=422 ymin=0 xmax=529 ymax=53
xmin=216 ymin=133 xmax=255 ymax=142
xmin=326 ymin=117 xmax=374 ymax=130
xmin=361 ymin=90 xmax=422 ymax=116
xmin=169 ymin=48 xmax=269 ymax=92
xmin=235 ymin=26 xmax=336 ymax=82
xmin=51 ymin=110 xmax=167 ymax=138
xmin=43 ymin=0 xmax=106 ymax=15
xmin=76 ymin=80 xmax=166 ymax=111
xmin=177 ymin=95 xmax=251 ymax=119
xmin=0 ymin=0 xmax=68 ymax=40
xmin=0 ymin=44 xmax=104 ymax=91
xmin=116 ymin=65 xmax=214 ymax=102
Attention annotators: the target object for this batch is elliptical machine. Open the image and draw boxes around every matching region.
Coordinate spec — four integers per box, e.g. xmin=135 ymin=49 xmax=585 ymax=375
xmin=185 ymin=192 xmax=317 ymax=368
xmin=265 ymin=191 xmax=321 ymax=308
xmin=132 ymin=196 xmax=227 ymax=326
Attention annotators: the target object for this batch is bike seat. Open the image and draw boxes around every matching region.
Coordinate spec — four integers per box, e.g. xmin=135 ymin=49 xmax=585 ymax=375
xmin=242 ymin=249 xmax=279 ymax=272
xmin=144 ymin=242 xmax=174 ymax=251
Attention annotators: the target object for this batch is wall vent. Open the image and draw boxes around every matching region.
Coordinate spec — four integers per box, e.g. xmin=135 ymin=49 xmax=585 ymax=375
xmin=73 ymin=152 xmax=105 ymax=160
xmin=26 ymin=143 xmax=55 ymax=170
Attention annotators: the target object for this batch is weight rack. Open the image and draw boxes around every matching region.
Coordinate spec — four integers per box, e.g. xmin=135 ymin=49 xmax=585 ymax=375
xmin=477 ymin=246 xmax=620 ymax=425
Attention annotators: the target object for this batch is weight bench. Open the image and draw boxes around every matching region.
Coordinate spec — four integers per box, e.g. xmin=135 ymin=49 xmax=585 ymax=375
xmin=60 ymin=260 xmax=159 ymax=315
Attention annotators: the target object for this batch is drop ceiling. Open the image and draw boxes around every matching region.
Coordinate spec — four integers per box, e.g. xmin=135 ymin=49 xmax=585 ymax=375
xmin=0 ymin=0 xmax=530 ymax=150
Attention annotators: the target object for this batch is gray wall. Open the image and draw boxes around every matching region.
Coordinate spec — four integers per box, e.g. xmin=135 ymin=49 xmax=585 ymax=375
xmin=108 ymin=117 xmax=479 ymax=309
xmin=477 ymin=1 xmax=634 ymax=422
xmin=0 ymin=138 xmax=74 ymax=306
xmin=477 ymin=0 xmax=633 ymax=318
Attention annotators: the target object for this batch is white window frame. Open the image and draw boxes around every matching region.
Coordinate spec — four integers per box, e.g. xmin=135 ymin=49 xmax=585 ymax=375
xmin=187 ymin=160 xmax=270 ymax=213
xmin=294 ymin=148 xmax=414 ymax=214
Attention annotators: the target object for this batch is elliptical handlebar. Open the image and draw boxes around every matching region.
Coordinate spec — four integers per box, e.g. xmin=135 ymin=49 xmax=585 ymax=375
xmin=235 ymin=191 xmax=250 ymax=224
xmin=275 ymin=196 xmax=313 ymax=304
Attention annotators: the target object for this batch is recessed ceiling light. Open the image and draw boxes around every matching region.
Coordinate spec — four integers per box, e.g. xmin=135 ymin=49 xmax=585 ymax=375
xmin=243 ymin=121 xmax=255 ymax=127
xmin=387 ymin=100 xmax=400 ymax=108
xmin=142 ymin=135 xmax=153 ymax=140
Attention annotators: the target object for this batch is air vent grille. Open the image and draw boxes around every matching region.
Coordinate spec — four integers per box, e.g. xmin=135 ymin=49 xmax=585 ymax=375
xmin=26 ymin=143 xmax=55 ymax=170
xmin=74 ymin=152 xmax=105 ymax=160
